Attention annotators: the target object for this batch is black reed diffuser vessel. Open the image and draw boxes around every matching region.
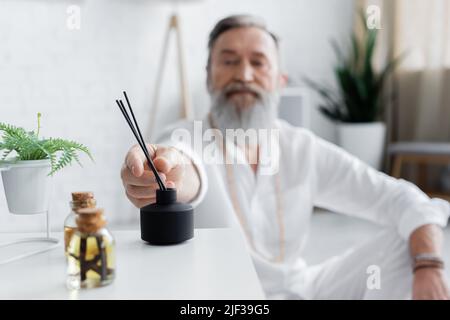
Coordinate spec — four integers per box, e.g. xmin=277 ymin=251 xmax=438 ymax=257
xmin=116 ymin=91 xmax=194 ymax=245
xmin=140 ymin=188 xmax=193 ymax=244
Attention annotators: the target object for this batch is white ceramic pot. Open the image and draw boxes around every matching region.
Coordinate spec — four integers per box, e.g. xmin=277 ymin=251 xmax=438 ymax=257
xmin=336 ymin=122 xmax=386 ymax=170
xmin=0 ymin=159 xmax=52 ymax=214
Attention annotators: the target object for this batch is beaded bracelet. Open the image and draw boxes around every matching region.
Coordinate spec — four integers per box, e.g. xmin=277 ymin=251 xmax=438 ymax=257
xmin=412 ymin=253 xmax=445 ymax=273
xmin=413 ymin=262 xmax=444 ymax=273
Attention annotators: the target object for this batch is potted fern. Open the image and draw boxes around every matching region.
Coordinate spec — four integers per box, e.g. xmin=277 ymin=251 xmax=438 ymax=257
xmin=0 ymin=113 xmax=93 ymax=214
xmin=305 ymin=13 xmax=402 ymax=169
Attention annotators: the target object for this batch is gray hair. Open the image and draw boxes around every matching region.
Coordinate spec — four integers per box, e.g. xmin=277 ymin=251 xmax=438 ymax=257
xmin=206 ymin=14 xmax=280 ymax=69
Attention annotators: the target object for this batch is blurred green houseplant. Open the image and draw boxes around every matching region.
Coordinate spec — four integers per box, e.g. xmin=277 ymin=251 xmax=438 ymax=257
xmin=305 ymin=13 xmax=403 ymax=123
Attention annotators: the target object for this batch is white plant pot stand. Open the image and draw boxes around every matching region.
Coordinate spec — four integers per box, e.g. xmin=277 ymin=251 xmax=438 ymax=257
xmin=0 ymin=164 xmax=59 ymax=265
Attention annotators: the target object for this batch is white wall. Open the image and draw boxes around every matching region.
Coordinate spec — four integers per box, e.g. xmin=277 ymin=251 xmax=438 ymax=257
xmin=0 ymin=0 xmax=353 ymax=232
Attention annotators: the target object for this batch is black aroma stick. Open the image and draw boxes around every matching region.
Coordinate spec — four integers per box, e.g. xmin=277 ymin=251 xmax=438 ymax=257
xmin=116 ymin=93 xmax=166 ymax=190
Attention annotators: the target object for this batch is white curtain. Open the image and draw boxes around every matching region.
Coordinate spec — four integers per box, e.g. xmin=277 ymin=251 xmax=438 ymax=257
xmin=394 ymin=0 xmax=450 ymax=141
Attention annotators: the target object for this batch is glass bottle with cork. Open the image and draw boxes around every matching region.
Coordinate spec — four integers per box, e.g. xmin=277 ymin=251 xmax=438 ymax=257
xmin=66 ymin=207 xmax=116 ymax=290
xmin=64 ymin=192 xmax=97 ymax=255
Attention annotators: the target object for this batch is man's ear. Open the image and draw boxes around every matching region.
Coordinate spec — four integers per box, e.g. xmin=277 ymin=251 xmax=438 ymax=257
xmin=279 ymin=73 xmax=288 ymax=88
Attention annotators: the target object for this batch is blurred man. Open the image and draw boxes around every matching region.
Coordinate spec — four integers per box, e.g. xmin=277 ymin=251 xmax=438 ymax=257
xmin=120 ymin=15 xmax=450 ymax=299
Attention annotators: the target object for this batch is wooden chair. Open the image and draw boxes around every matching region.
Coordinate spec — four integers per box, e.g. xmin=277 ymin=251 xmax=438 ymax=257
xmin=388 ymin=142 xmax=450 ymax=201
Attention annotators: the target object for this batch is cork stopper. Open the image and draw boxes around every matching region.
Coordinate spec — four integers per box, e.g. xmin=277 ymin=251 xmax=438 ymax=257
xmin=71 ymin=192 xmax=96 ymax=211
xmin=71 ymin=191 xmax=94 ymax=202
xmin=76 ymin=207 xmax=107 ymax=234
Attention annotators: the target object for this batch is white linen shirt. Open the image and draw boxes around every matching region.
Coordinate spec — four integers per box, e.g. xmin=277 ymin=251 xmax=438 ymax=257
xmin=157 ymin=117 xmax=450 ymax=299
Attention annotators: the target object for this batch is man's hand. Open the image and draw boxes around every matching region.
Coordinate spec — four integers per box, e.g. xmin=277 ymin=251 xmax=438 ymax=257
xmin=410 ymin=224 xmax=450 ymax=300
xmin=120 ymin=143 xmax=200 ymax=208
xmin=413 ymin=268 xmax=450 ymax=300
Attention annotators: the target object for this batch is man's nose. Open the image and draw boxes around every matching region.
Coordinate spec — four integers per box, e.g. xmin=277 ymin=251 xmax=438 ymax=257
xmin=233 ymin=61 xmax=255 ymax=83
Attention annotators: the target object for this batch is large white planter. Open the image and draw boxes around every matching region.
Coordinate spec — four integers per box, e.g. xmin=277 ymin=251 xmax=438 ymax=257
xmin=336 ymin=122 xmax=386 ymax=170
xmin=0 ymin=159 xmax=52 ymax=214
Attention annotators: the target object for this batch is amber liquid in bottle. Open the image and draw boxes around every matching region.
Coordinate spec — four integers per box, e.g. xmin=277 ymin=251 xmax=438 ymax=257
xmin=66 ymin=208 xmax=115 ymax=290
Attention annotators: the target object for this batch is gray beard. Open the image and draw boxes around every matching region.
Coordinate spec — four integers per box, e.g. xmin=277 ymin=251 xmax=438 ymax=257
xmin=209 ymin=90 xmax=280 ymax=134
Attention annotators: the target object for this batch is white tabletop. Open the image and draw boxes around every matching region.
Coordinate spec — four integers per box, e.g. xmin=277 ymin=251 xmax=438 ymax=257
xmin=0 ymin=228 xmax=265 ymax=300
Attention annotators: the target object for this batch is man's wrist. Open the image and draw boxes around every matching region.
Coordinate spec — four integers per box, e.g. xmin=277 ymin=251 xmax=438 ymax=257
xmin=176 ymin=149 xmax=201 ymax=203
